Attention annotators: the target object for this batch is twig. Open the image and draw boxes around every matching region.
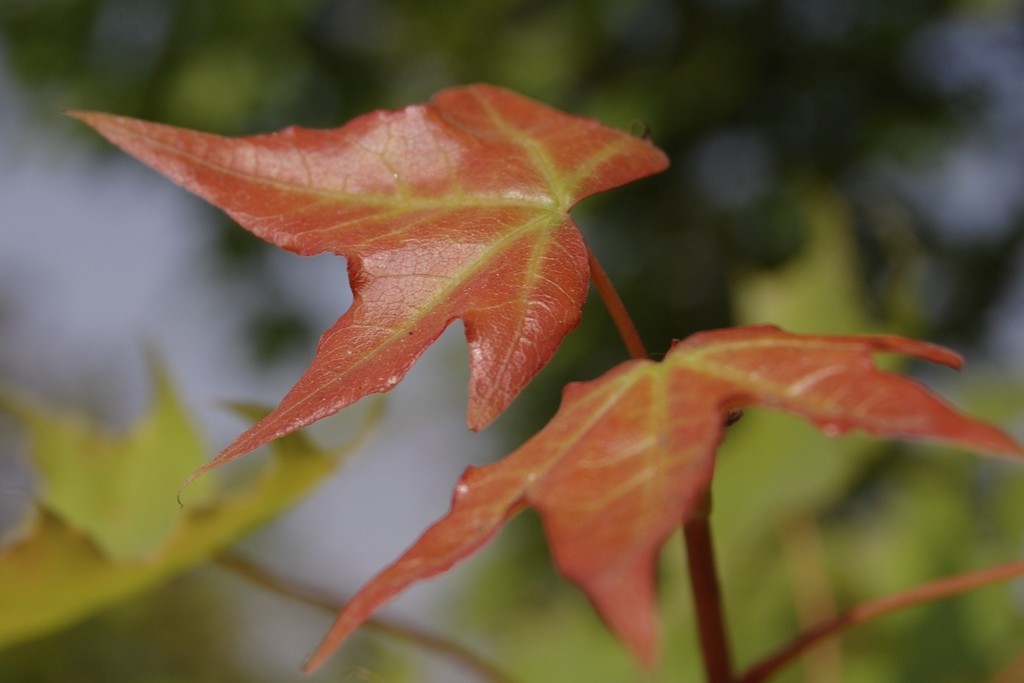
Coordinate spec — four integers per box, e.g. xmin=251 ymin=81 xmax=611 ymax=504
xmin=215 ymin=552 xmax=518 ymax=683
xmin=684 ymin=491 xmax=735 ymax=683
xmin=737 ymin=559 xmax=1024 ymax=683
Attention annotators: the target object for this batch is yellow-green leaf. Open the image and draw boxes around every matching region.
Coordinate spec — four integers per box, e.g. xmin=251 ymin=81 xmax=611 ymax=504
xmin=1 ymin=366 xmax=214 ymax=561
xmin=0 ymin=372 xmax=379 ymax=648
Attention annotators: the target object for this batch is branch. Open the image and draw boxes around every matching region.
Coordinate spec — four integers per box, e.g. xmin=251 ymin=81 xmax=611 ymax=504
xmin=737 ymin=558 xmax=1024 ymax=683
xmin=684 ymin=491 xmax=735 ymax=683
xmin=215 ymin=552 xmax=517 ymax=683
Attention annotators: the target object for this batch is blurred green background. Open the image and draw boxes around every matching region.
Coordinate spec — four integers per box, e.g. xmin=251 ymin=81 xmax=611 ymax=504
xmin=1 ymin=0 xmax=1023 ymax=681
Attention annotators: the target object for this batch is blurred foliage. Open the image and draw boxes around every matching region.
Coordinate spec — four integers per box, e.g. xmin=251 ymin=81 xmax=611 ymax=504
xmin=0 ymin=364 xmax=217 ymax=563
xmin=0 ymin=570 xmax=240 ymax=683
xmin=0 ymin=367 xmax=380 ymax=681
xmin=2 ymin=0 xmax=1024 ymax=681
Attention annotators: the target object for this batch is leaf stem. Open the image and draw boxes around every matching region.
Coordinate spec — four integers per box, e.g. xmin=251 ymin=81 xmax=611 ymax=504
xmin=684 ymin=490 xmax=735 ymax=683
xmin=736 ymin=558 xmax=1024 ymax=683
xmin=587 ymin=247 xmax=647 ymax=360
xmin=589 ymin=246 xmax=735 ymax=680
xmin=215 ymin=552 xmax=517 ymax=683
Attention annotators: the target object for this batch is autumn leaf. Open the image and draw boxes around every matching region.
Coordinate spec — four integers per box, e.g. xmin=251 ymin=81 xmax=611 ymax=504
xmin=68 ymin=84 xmax=669 ymax=476
xmin=301 ymin=325 xmax=1024 ymax=672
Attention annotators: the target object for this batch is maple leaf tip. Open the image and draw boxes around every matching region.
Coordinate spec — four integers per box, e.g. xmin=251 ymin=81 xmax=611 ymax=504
xmin=300 ymin=649 xmax=326 ymax=675
xmin=64 ymin=109 xmax=106 ymax=126
xmin=302 ymin=621 xmax=355 ymax=674
xmin=66 ymin=110 xmax=106 ymax=133
xmin=177 ymin=459 xmax=221 ymax=503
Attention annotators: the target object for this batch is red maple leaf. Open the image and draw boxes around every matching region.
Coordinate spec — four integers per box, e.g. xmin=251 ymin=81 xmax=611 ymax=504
xmin=69 ymin=85 xmax=668 ymax=473
xmin=300 ymin=325 xmax=1024 ymax=672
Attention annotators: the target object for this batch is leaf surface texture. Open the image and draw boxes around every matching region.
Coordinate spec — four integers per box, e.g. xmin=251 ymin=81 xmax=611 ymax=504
xmin=70 ymin=85 xmax=668 ymax=473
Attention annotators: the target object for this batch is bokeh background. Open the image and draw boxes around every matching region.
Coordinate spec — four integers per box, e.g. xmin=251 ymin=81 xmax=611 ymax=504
xmin=1 ymin=0 xmax=1023 ymax=681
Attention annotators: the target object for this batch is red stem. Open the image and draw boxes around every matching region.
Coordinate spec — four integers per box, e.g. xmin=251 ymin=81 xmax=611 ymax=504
xmin=737 ymin=558 xmax=1024 ymax=683
xmin=588 ymin=246 xmax=734 ymax=682
xmin=587 ymin=247 xmax=647 ymax=360
xmin=684 ymin=491 xmax=735 ymax=683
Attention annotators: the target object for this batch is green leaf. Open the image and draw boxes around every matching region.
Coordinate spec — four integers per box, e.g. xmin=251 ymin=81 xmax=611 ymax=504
xmin=0 ymin=370 xmax=380 ymax=649
xmin=2 ymin=365 xmax=214 ymax=561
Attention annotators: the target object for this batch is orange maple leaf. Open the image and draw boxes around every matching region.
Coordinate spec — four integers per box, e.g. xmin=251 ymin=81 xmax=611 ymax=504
xmin=301 ymin=325 xmax=1023 ymax=672
xmin=70 ymin=85 xmax=669 ymax=476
